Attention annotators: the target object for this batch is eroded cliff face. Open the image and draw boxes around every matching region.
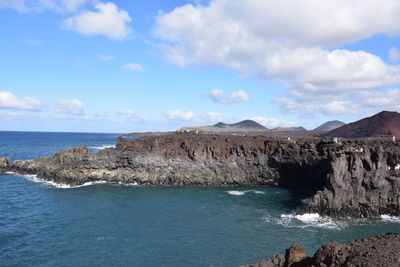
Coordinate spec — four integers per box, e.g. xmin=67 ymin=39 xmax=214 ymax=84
xmin=1 ymin=134 xmax=400 ymax=218
xmin=305 ymin=142 xmax=400 ymax=217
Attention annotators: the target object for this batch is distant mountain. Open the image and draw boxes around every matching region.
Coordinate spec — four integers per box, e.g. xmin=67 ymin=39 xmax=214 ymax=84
xmin=271 ymin=126 xmax=307 ymax=132
xmin=324 ymin=111 xmax=400 ymax=138
xmin=214 ymin=120 xmax=268 ymax=131
xmin=178 ymin=119 xmax=268 ymax=133
xmin=314 ymin=120 xmax=346 ymax=131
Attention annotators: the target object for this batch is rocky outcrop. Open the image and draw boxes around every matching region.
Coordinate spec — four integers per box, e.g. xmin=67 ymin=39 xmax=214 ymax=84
xmin=241 ymin=233 xmax=400 ymax=267
xmin=1 ymin=134 xmax=400 ymax=218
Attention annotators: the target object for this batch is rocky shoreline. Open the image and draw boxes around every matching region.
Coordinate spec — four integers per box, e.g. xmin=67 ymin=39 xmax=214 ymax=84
xmin=1 ymin=133 xmax=400 ymax=218
xmin=241 ymin=233 xmax=400 ymax=267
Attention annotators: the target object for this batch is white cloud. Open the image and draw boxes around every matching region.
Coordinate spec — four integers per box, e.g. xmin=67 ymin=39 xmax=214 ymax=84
xmin=251 ymin=116 xmax=298 ymax=128
xmin=61 ymin=0 xmax=92 ymax=12
xmin=117 ymin=109 xmax=135 ymax=118
xmin=275 ymin=88 xmax=400 ymax=116
xmin=95 ymin=53 xmax=115 ymax=61
xmin=0 ymin=0 xmax=56 ymax=12
xmin=0 ymin=91 xmax=42 ymax=111
xmin=0 ymin=0 xmax=92 ymax=12
xmin=164 ymin=109 xmax=196 ymax=120
xmin=63 ymin=2 xmax=132 ymax=41
xmin=154 ymin=0 xmax=400 ymax=49
xmin=204 ymin=112 xmax=222 ymax=122
xmin=154 ymin=0 xmax=400 ymax=116
xmin=389 ymin=47 xmax=400 ymax=63
xmin=207 ymin=89 xmax=250 ymax=104
xmin=54 ymin=99 xmax=85 ymax=114
xmin=121 ymin=63 xmax=144 ymax=71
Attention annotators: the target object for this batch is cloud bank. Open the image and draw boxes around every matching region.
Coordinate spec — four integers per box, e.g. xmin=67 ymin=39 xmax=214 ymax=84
xmin=207 ymin=89 xmax=250 ymax=104
xmin=0 ymin=91 xmax=42 ymax=111
xmin=154 ymin=0 xmax=400 ymax=116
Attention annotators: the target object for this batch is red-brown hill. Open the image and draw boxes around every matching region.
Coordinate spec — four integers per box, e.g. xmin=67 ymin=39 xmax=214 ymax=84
xmin=323 ymin=111 xmax=400 ymax=138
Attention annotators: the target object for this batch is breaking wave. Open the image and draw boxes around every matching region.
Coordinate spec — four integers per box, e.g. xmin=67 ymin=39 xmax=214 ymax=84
xmin=5 ymin=172 xmax=138 ymax=189
xmin=380 ymin=214 xmax=400 ymax=222
xmin=226 ymin=189 xmax=266 ymax=196
xmin=264 ymin=212 xmax=349 ymax=230
xmin=88 ymin=145 xmax=115 ymax=151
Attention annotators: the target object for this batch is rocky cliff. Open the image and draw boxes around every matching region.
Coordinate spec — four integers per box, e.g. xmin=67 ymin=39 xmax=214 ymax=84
xmin=241 ymin=233 xmax=400 ymax=267
xmin=1 ymin=134 xmax=400 ymax=218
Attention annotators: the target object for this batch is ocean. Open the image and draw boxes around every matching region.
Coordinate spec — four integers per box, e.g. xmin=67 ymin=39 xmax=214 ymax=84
xmin=0 ymin=131 xmax=399 ymax=266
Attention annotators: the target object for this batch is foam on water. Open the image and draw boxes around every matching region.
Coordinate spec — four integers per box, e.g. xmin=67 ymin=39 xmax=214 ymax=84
xmin=380 ymin=214 xmax=400 ymax=222
xmin=226 ymin=190 xmax=246 ymax=196
xmin=88 ymin=145 xmax=115 ymax=150
xmin=226 ymin=189 xmax=266 ymax=196
xmin=277 ymin=213 xmax=347 ymax=230
xmin=6 ymin=172 xmax=109 ymax=189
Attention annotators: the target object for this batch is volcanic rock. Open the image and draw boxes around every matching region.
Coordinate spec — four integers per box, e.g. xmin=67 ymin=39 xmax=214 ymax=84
xmin=241 ymin=233 xmax=400 ymax=267
xmin=2 ymin=134 xmax=400 ymax=218
xmin=324 ymin=111 xmax=400 ymax=138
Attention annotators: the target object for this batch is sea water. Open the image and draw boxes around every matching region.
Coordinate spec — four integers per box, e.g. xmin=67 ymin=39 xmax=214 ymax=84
xmin=1 ymin=131 xmax=400 ymax=266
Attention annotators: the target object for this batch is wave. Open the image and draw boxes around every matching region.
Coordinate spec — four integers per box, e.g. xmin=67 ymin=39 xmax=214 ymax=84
xmin=88 ymin=145 xmax=115 ymax=150
xmin=5 ymin=172 xmax=121 ymax=189
xmin=226 ymin=189 xmax=266 ymax=196
xmin=380 ymin=214 xmax=400 ymax=222
xmin=226 ymin=190 xmax=246 ymax=196
xmin=277 ymin=213 xmax=347 ymax=230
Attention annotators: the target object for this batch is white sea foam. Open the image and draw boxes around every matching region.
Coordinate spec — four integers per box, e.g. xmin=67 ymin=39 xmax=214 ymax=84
xmin=380 ymin=214 xmax=400 ymax=222
xmin=278 ymin=213 xmax=346 ymax=230
xmin=6 ymin=172 xmax=109 ymax=189
xmin=88 ymin=145 xmax=115 ymax=150
xmin=226 ymin=190 xmax=246 ymax=196
xmin=118 ymin=181 xmax=139 ymax=186
xmin=226 ymin=189 xmax=266 ymax=196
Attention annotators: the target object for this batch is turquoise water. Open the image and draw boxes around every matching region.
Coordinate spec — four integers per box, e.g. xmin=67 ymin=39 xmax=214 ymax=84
xmin=1 ymin=132 xmax=400 ymax=266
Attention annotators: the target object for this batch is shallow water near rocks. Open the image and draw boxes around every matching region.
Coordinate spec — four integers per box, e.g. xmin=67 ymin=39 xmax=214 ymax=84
xmin=1 ymin=131 xmax=400 ymax=266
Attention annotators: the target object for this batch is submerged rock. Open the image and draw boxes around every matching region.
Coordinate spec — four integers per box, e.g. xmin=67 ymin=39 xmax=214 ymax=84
xmin=2 ymin=133 xmax=400 ymax=218
xmin=241 ymin=233 xmax=400 ymax=267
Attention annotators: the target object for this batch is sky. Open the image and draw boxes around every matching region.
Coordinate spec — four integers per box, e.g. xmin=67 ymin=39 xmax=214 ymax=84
xmin=0 ymin=0 xmax=399 ymax=133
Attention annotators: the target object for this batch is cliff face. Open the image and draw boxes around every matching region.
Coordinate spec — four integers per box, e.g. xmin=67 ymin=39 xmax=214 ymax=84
xmin=1 ymin=134 xmax=400 ymax=218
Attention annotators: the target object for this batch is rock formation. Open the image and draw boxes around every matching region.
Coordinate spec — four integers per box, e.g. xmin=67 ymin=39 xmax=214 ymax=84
xmin=1 ymin=133 xmax=400 ymax=218
xmin=241 ymin=233 xmax=400 ymax=267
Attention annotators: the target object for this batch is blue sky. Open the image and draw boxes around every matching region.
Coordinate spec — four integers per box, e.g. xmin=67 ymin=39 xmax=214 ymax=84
xmin=0 ymin=0 xmax=399 ymax=133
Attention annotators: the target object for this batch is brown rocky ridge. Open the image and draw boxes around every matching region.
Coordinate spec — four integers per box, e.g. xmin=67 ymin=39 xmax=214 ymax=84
xmin=241 ymin=233 xmax=400 ymax=267
xmin=324 ymin=111 xmax=400 ymax=138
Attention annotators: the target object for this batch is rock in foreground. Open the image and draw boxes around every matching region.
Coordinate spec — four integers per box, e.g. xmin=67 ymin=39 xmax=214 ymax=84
xmin=241 ymin=233 xmax=400 ymax=267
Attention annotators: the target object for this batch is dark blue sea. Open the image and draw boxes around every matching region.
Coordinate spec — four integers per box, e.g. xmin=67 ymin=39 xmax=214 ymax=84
xmin=1 ymin=131 xmax=399 ymax=266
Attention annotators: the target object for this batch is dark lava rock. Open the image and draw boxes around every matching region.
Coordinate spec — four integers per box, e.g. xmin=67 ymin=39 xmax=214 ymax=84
xmin=2 ymin=133 xmax=400 ymax=218
xmin=241 ymin=233 xmax=400 ymax=267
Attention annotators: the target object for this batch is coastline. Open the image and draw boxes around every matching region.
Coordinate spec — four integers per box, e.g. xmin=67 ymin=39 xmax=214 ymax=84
xmin=2 ymin=133 xmax=400 ymax=218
